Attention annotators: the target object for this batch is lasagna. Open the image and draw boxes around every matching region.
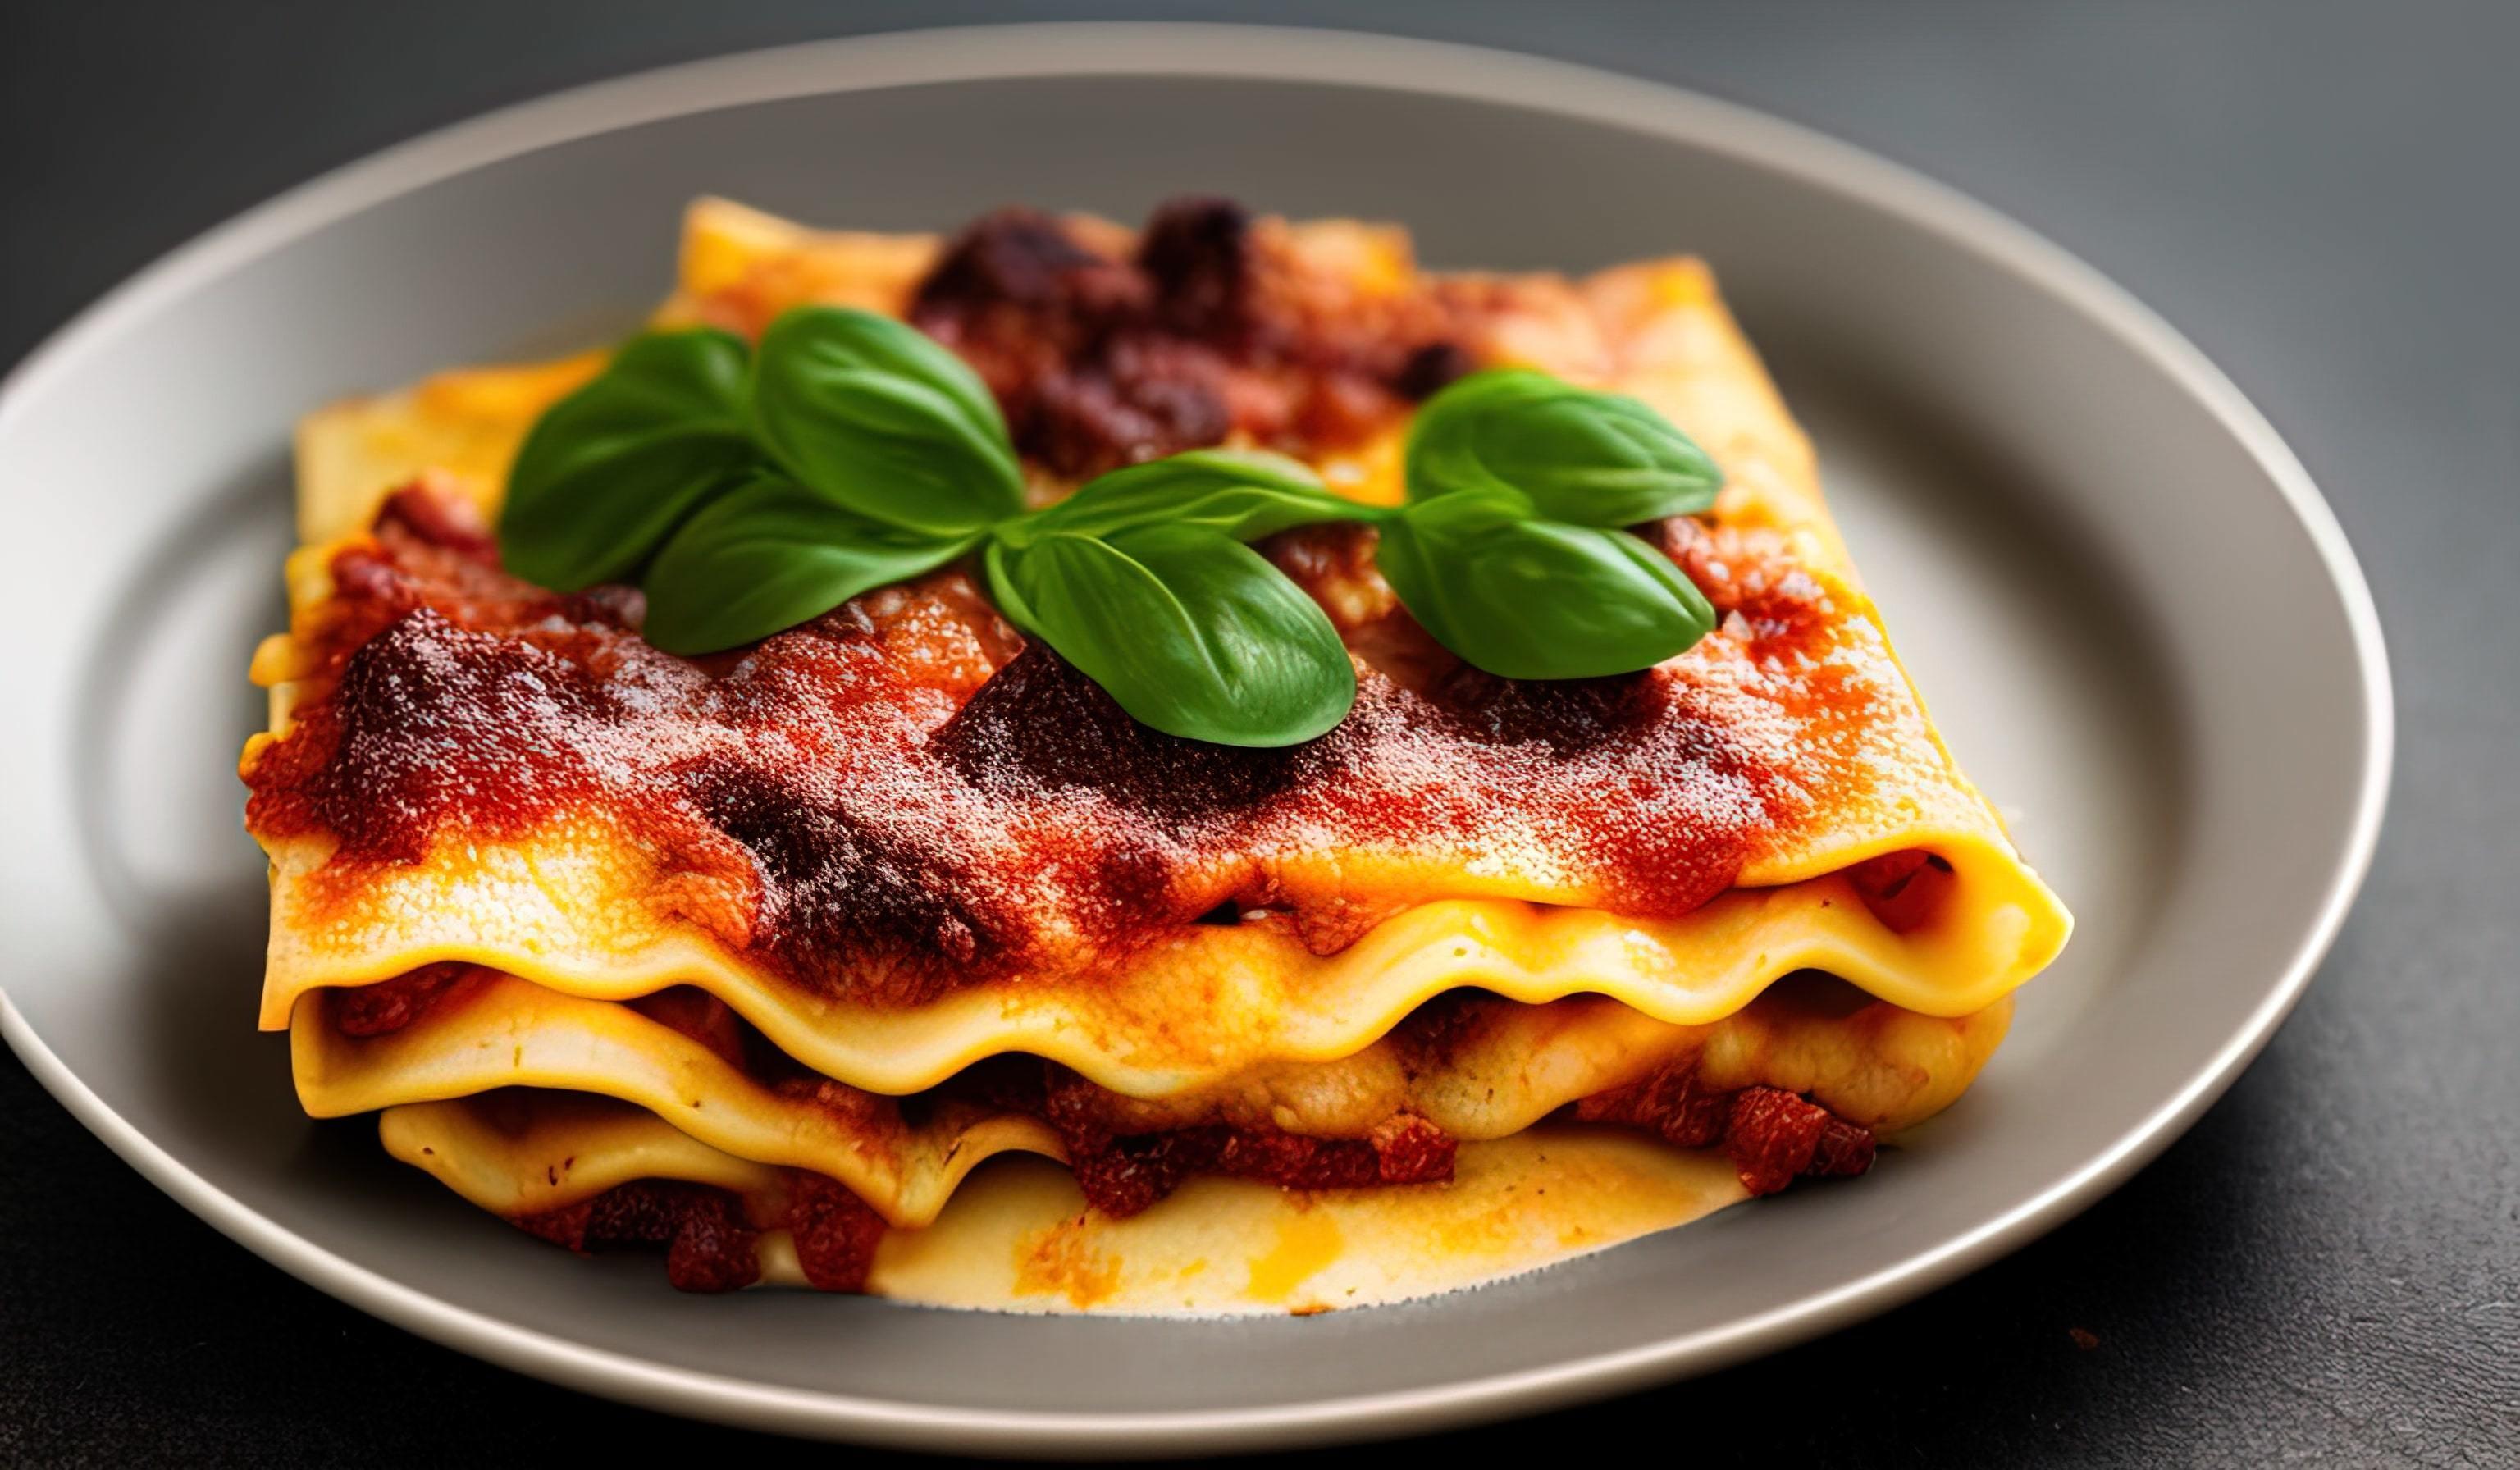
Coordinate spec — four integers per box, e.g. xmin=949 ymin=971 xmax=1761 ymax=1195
xmin=242 ymin=196 xmax=2070 ymax=1312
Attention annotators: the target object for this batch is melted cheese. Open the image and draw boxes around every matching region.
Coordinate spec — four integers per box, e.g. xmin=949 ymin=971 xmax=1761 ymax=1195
xmin=861 ymin=1131 xmax=1749 ymax=1314
xmin=381 ymin=1095 xmax=1754 ymax=1314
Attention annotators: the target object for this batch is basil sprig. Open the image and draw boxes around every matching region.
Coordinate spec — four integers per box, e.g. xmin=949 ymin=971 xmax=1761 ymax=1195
xmin=748 ymin=306 xmax=1023 ymax=535
xmin=988 ymin=525 xmax=1357 ymax=746
xmin=1404 ymin=368 xmax=1722 ymax=524
xmin=1004 ymin=448 xmax=1363 ymax=545
xmin=499 ymin=310 xmax=997 ymax=644
xmin=984 ymin=448 xmax=1366 ymax=745
xmin=1384 ymin=368 xmax=1719 ymax=676
xmin=1376 ymin=491 xmax=1715 ymax=680
xmin=500 ymin=328 xmax=758 ymax=590
xmin=641 ymin=475 xmax=984 ymax=655
xmin=499 ymin=305 xmax=1726 ymax=746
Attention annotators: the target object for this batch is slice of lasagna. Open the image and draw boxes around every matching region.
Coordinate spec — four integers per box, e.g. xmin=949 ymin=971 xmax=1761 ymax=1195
xmin=241 ymin=197 xmax=2069 ymax=1312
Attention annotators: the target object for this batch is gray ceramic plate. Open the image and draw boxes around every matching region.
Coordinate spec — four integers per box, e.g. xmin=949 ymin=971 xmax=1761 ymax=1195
xmin=0 ymin=24 xmax=2390 ymax=1455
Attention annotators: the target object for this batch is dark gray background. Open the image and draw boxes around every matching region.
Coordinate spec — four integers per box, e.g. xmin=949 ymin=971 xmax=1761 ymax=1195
xmin=3 ymin=2 xmax=2512 ymax=1465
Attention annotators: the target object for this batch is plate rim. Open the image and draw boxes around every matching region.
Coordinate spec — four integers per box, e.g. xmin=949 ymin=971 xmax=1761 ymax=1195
xmin=0 ymin=21 xmax=2394 ymax=1454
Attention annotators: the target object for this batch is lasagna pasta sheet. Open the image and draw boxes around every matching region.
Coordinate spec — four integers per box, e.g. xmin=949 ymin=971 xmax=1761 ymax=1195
xmin=263 ymin=862 xmax=2052 ymax=1099
xmin=244 ymin=198 xmax=2071 ymax=1305
xmin=297 ymin=970 xmax=2009 ymax=1226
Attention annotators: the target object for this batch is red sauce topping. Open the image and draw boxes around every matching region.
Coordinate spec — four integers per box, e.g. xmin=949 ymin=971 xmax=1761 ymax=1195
xmin=249 ymin=477 xmax=1891 ymax=1005
xmin=1056 ymin=1113 xmax=1456 ymax=1221
xmin=784 ymin=1172 xmax=888 ymax=1293
xmin=1573 ymin=1063 xmax=1877 ymax=1196
xmin=256 ymin=196 xmax=1923 ymax=1007
xmin=996 ymin=1061 xmax=1457 ymax=1217
xmin=331 ymin=961 xmax=475 ymax=1037
xmin=1846 ymin=848 xmax=1956 ymax=934
xmin=516 ymin=1180 xmax=762 ymax=1293
xmin=910 ymin=198 xmax=1463 ymax=476
xmin=509 ymin=1171 xmax=877 ymax=1294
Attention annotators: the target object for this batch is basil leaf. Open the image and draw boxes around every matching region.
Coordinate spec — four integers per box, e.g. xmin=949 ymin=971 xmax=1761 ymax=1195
xmin=499 ymin=328 xmax=758 ymax=590
xmin=1376 ymin=492 xmax=1715 ymax=680
xmin=641 ymin=475 xmax=981 ymax=655
xmin=985 ymin=524 xmax=1356 ymax=746
xmin=1407 ymin=368 xmax=1722 ymax=526
xmin=746 ymin=306 xmax=1023 ymax=535
xmin=1011 ymin=448 xmax=1374 ymax=547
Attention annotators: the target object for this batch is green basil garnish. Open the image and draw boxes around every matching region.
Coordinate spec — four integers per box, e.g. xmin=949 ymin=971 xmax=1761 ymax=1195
xmin=986 ymin=524 xmax=1356 ymax=746
xmin=500 ymin=305 xmax=1729 ymax=746
xmin=1406 ymin=368 xmax=1722 ymax=526
xmin=1376 ymin=491 xmax=1716 ymax=681
xmin=641 ymin=475 xmax=981 ymax=655
xmin=746 ymin=306 xmax=1023 ymax=536
xmin=498 ymin=328 xmax=758 ymax=591
xmin=1011 ymin=448 xmax=1372 ymax=545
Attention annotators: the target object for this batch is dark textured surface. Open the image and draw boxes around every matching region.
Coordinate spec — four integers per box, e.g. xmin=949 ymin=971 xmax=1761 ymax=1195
xmin=3 ymin=2 xmax=2513 ymax=1465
